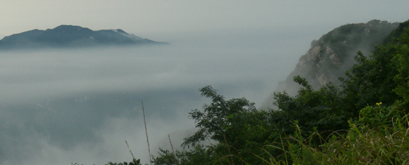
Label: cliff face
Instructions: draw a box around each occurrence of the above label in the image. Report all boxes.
[0,25,162,50]
[262,20,399,109]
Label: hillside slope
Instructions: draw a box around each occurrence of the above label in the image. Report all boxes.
[262,20,399,108]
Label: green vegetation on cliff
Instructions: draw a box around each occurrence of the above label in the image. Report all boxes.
[148,20,409,165]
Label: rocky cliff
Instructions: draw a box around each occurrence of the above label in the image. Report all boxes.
[262,20,399,109]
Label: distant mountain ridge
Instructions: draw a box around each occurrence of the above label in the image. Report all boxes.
[0,25,164,50]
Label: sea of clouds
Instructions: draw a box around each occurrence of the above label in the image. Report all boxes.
[0,27,317,164]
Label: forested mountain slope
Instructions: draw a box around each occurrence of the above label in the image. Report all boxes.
[262,20,398,108]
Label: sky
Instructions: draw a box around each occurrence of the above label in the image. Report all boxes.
[1,1,409,165]
[1,0,409,37]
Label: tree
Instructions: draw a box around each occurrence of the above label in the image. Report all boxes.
[182,86,257,147]
[154,86,271,164]
[392,28,409,111]
[273,76,346,135]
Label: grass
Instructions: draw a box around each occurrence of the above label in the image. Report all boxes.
[214,117,409,165]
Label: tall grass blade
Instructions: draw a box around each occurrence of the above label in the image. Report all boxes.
[142,101,152,165]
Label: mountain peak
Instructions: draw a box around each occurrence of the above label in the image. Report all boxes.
[0,25,164,50]
[49,25,93,32]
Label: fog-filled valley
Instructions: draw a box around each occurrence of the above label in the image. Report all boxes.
[3,0,409,164]
[0,27,317,164]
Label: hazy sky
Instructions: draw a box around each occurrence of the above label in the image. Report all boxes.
[2,0,409,36]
